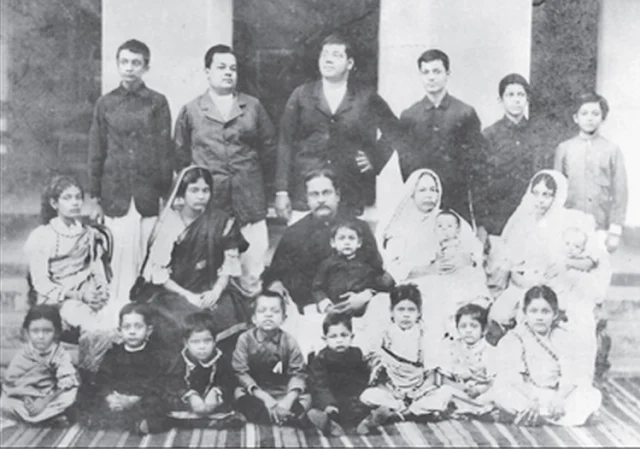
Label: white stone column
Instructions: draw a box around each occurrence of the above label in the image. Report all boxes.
[375,0,532,218]
[597,0,640,226]
[102,0,233,123]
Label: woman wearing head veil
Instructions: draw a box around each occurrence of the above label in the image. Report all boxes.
[490,169,610,382]
[365,169,490,363]
[137,166,252,356]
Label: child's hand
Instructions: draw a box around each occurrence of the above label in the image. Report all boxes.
[317,298,333,314]
[269,404,292,426]
[325,405,339,418]
[606,233,621,253]
[24,396,48,417]
[548,394,565,420]
[106,392,125,411]
[189,395,208,415]
[203,388,222,411]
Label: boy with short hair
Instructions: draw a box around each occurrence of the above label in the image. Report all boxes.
[312,220,394,316]
[476,73,544,240]
[307,313,370,436]
[232,291,310,426]
[88,39,173,307]
[554,92,628,253]
[164,312,243,427]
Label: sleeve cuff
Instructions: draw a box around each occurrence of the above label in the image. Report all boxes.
[609,224,623,236]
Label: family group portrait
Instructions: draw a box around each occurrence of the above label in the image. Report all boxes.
[1,0,639,447]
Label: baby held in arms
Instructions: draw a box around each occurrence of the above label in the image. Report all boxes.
[434,210,475,274]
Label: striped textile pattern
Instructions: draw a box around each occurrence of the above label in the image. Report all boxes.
[2,378,640,447]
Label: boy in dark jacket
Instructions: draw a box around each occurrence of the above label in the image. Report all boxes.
[164,312,244,427]
[307,313,370,436]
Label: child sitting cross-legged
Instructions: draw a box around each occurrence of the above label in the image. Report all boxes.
[1,305,79,428]
[437,304,497,419]
[80,303,168,434]
[232,290,311,426]
[164,311,245,428]
[307,313,371,436]
[357,284,454,434]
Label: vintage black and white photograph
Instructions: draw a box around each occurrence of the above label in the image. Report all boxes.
[1,0,639,447]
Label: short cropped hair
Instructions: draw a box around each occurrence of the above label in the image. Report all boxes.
[573,92,609,120]
[417,49,450,72]
[204,44,236,70]
[183,311,217,341]
[436,209,461,227]
[320,33,354,60]
[330,219,362,239]
[304,168,340,194]
[322,312,353,335]
[119,303,153,327]
[117,39,150,67]
[498,73,531,98]
[390,283,422,311]
[455,303,489,330]
[252,290,287,316]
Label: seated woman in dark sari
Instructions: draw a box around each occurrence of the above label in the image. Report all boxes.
[138,166,251,356]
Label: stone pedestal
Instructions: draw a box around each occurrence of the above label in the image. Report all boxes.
[102,0,233,122]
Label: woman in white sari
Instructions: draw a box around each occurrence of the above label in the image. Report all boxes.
[366,169,489,364]
[490,169,610,381]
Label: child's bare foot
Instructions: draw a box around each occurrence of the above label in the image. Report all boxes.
[307,409,329,433]
[327,419,345,437]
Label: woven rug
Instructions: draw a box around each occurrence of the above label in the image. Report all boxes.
[2,377,640,447]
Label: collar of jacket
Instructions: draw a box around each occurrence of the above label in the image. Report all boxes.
[115,82,150,97]
[311,80,356,118]
[255,327,283,345]
[181,346,222,370]
[198,90,247,124]
[422,92,451,111]
[502,115,529,129]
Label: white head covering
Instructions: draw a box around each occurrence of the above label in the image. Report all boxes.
[501,169,569,251]
[376,168,443,249]
[376,168,481,281]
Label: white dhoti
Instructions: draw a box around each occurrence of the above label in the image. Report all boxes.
[104,199,156,310]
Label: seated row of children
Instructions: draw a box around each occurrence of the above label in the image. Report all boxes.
[1,282,600,434]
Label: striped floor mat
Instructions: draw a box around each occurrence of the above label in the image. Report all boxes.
[2,377,640,447]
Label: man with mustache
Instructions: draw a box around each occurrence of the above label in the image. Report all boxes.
[174,44,276,297]
[267,169,383,316]
[274,33,400,224]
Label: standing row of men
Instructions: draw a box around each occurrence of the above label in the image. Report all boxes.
[86,33,617,304]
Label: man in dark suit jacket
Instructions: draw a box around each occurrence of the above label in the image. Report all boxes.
[274,33,400,222]
[87,39,173,302]
[398,49,484,224]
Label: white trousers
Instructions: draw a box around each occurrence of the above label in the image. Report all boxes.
[104,199,156,310]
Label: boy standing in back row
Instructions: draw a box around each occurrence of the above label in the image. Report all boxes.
[88,39,173,308]
[554,92,628,253]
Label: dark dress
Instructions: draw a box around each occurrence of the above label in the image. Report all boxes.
[147,205,251,357]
